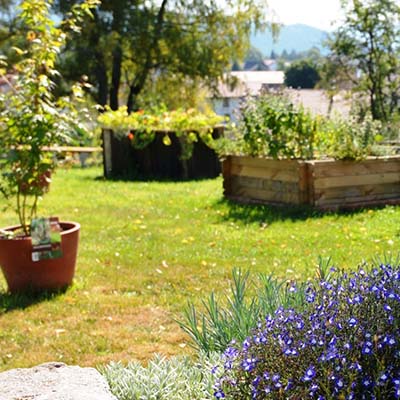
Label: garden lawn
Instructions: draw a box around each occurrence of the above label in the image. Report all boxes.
[0,166,399,371]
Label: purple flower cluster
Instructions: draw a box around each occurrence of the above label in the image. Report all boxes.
[213,264,400,399]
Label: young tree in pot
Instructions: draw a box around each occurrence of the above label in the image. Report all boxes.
[0,0,98,293]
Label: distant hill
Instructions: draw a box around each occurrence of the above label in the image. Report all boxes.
[251,24,329,56]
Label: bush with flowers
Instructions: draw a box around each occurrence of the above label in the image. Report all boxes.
[98,106,225,159]
[213,263,400,399]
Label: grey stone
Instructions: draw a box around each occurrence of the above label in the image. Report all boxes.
[0,362,117,400]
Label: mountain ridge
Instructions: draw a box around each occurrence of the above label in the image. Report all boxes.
[251,23,329,56]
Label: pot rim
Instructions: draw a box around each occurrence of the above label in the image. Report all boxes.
[0,221,80,239]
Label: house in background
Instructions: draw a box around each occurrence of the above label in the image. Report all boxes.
[212,71,285,122]
[238,58,279,71]
[211,70,350,122]
[288,89,350,117]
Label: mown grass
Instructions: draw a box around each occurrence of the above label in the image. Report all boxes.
[0,166,399,371]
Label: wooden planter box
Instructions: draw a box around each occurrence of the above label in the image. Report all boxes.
[102,128,222,180]
[222,155,400,210]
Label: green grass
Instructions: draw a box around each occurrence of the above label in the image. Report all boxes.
[0,166,399,370]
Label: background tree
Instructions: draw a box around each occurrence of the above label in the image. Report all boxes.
[137,72,210,111]
[232,45,269,71]
[284,59,320,88]
[328,0,400,122]
[245,46,265,64]
[0,0,18,40]
[0,1,24,63]
[317,54,351,115]
[54,0,269,112]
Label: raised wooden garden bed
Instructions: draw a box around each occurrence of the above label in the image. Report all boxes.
[102,128,222,180]
[222,155,400,210]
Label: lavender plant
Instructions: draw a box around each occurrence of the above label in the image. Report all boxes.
[214,264,400,399]
[178,268,306,355]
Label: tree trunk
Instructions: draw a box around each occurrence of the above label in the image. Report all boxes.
[126,86,137,114]
[95,52,108,107]
[127,70,150,113]
[126,0,169,113]
[88,10,108,107]
[327,93,334,116]
[110,45,122,110]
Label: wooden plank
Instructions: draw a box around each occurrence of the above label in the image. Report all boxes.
[262,179,300,194]
[306,162,315,205]
[314,182,400,202]
[222,157,232,178]
[231,175,263,190]
[298,162,310,204]
[310,158,400,178]
[310,155,400,165]
[316,198,400,211]
[231,156,301,172]
[102,130,112,178]
[230,175,300,193]
[224,155,400,209]
[314,172,400,189]
[230,164,301,182]
[222,157,233,196]
[231,185,301,204]
[43,146,102,153]
[315,192,400,208]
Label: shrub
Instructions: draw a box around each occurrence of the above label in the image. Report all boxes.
[235,92,317,159]
[100,352,221,400]
[222,92,388,161]
[98,106,225,159]
[213,263,400,399]
[0,0,97,234]
[316,114,384,160]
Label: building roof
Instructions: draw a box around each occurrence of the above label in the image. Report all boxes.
[231,71,284,84]
[217,71,285,98]
[213,71,350,117]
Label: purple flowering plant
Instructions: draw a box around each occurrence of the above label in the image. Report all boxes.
[213,264,400,399]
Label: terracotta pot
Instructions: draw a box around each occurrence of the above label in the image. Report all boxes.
[0,221,80,293]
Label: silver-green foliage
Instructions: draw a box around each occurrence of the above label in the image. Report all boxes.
[100,352,221,400]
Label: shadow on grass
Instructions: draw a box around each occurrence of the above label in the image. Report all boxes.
[0,287,67,314]
[214,197,377,226]
[94,173,217,184]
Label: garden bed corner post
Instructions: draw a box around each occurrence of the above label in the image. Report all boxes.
[222,156,233,197]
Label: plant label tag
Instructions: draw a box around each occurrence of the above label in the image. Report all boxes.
[31,217,62,262]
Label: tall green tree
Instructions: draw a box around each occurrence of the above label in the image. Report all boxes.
[0,1,22,60]
[328,0,400,122]
[284,59,320,89]
[54,0,269,112]
[0,0,18,35]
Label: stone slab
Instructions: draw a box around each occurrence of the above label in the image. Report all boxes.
[0,362,117,400]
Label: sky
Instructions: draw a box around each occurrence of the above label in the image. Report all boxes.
[266,0,343,31]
